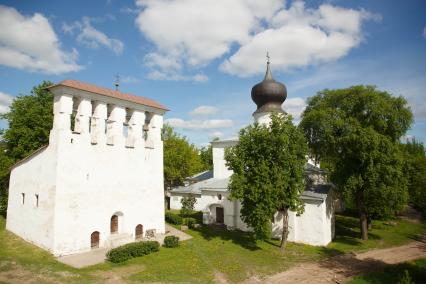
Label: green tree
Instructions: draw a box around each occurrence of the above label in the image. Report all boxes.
[0,81,54,215]
[163,125,203,190]
[180,194,197,217]
[401,138,426,214]
[1,81,53,160]
[199,137,218,171]
[225,113,307,249]
[300,85,413,240]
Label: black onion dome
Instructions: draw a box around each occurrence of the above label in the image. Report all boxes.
[251,61,287,114]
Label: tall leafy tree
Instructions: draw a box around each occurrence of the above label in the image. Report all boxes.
[225,113,307,249]
[300,85,413,240]
[199,137,218,171]
[400,138,426,214]
[1,81,53,160]
[0,81,53,215]
[163,125,203,190]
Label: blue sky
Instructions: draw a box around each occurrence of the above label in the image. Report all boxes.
[0,0,425,147]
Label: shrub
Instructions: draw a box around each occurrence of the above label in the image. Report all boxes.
[163,235,179,248]
[106,241,160,263]
[183,217,197,228]
[180,194,197,217]
[165,211,183,225]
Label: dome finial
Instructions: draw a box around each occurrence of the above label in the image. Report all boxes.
[264,51,273,81]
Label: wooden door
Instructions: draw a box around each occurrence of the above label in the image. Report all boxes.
[135,224,143,239]
[216,207,224,224]
[111,215,118,233]
[91,231,99,248]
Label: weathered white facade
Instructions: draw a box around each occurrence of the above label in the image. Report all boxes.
[171,60,335,246]
[6,80,167,256]
[170,140,335,246]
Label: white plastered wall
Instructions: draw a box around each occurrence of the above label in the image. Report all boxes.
[7,86,166,256]
[6,147,57,253]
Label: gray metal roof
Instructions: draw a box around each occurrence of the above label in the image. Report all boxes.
[172,177,332,201]
[171,177,229,195]
[301,184,333,201]
[187,170,213,182]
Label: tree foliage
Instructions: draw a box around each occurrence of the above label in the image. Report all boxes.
[1,81,53,160]
[0,81,53,216]
[180,194,197,217]
[400,138,426,214]
[163,125,203,190]
[225,113,307,248]
[300,85,413,240]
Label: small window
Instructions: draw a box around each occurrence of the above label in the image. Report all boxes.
[218,194,222,200]
[21,193,25,205]
[35,194,39,207]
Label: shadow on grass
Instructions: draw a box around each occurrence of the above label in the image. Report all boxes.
[331,215,381,249]
[348,258,426,284]
[193,225,261,251]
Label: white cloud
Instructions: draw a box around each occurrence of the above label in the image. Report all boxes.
[165,118,233,130]
[120,7,140,14]
[190,106,218,116]
[134,0,377,78]
[136,0,283,80]
[221,2,379,76]
[283,97,306,122]
[147,70,208,82]
[63,17,124,55]
[0,91,13,114]
[120,75,140,84]
[0,5,82,74]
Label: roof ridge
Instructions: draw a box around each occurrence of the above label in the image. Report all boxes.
[49,79,169,111]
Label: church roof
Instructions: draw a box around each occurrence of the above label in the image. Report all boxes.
[187,170,213,182]
[172,177,230,194]
[47,80,169,111]
[172,176,333,201]
[251,58,287,114]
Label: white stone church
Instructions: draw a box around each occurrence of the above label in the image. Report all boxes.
[6,80,167,256]
[171,62,335,246]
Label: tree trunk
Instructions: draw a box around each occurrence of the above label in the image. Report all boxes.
[356,191,368,240]
[280,208,289,249]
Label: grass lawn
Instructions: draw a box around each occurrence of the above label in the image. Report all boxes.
[0,213,424,283]
[348,259,426,284]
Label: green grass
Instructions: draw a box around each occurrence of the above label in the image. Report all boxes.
[0,213,424,283]
[348,259,426,284]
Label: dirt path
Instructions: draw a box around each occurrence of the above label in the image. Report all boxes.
[243,234,426,284]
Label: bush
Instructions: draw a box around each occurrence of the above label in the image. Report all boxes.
[106,241,160,263]
[180,194,197,217]
[183,217,197,228]
[163,235,179,248]
[165,211,183,225]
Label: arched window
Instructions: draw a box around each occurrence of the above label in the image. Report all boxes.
[135,224,143,239]
[218,194,222,200]
[111,215,118,233]
[91,231,100,248]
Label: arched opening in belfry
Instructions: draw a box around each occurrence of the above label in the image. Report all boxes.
[90,231,100,249]
[135,224,143,239]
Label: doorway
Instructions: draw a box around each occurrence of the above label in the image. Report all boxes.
[111,215,118,233]
[216,207,224,224]
[91,231,100,248]
[135,224,143,239]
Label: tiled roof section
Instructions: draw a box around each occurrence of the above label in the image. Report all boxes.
[49,80,168,111]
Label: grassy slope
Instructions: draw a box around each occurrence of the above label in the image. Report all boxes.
[0,214,424,283]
